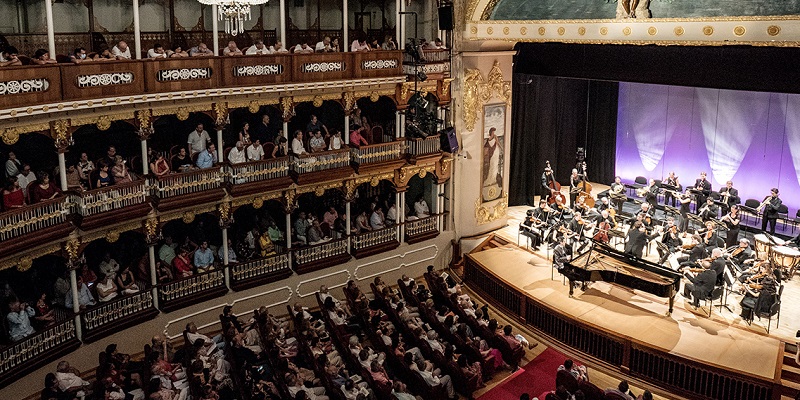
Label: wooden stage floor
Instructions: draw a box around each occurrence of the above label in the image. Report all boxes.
[470,246,781,380]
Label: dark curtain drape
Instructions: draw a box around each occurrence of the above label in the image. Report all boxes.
[509,74,618,206]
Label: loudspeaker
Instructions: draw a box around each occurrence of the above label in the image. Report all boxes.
[438,5,454,31]
[439,127,459,153]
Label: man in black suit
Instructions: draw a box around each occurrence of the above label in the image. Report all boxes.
[708,247,727,286]
[677,236,706,270]
[698,197,719,222]
[761,188,782,235]
[683,264,717,308]
[253,114,278,144]
[692,172,712,214]
[624,221,659,258]
[718,180,740,216]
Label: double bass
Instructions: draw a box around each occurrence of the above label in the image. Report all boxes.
[578,161,595,208]
[545,161,567,206]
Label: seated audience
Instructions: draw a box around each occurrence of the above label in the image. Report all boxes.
[557,359,589,382]
[151,153,171,176]
[3,176,25,210]
[426,38,446,49]
[194,241,215,273]
[171,148,192,172]
[32,49,57,64]
[228,141,247,164]
[169,45,189,57]
[370,207,385,229]
[96,274,119,302]
[247,139,265,161]
[196,144,218,169]
[309,131,326,152]
[148,43,168,58]
[270,41,289,53]
[294,211,311,244]
[291,131,308,155]
[55,361,91,396]
[190,42,214,57]
[246,40,269,55]
[349,126,369,148]
[293,42,314,54]
[381,35,397,50]
[218,238,237,264]
[414,195,430,218]
[0,46,22,66]
[223,40,243,56]
[29,172,62,203]
[273,137,289,158]
[7,298,35,341]
[33,292,55,328]
[116,264,140,295]
[112,156,133,184]
[605,380,635,400]
[355,211,371,232]
[96,161,113,188]
[112,40,132,59]
[69,47,90,63]
[351,39,370,52]
[99,253,120,279]
[173,247,194,278]
[328,131,343,150]
[315,37,334,52]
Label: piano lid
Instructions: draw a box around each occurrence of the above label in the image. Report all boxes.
[572,241,683,281]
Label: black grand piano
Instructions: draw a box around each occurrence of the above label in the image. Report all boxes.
[564,241,683,315]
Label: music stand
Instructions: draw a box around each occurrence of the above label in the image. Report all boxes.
[687,213,704,234]
[664,205,680,216]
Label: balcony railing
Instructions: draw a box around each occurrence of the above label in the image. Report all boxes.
[81,290,155,337]
[350,141,404,165]
[406,135,442,157]
[158,270,226,305]
[351,226,398,250]
[406,215,439,237]
[293,238,349,266]
[228,157,290,185]
[155,167,224,198]
[230,252,292,283]
[403,49,451,76]
[73,180,149,217]
[0,318,77,377]
[290,148,351,174]
[0,197,72,241]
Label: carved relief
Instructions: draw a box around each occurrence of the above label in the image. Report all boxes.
[475,192,508,225]
[463,61,511,132]
[281,97,295,122]
[0,78,49,95]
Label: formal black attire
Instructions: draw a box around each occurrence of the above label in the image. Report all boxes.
[740,275,777,322]
[722,212,741,248]
[657,231,683,264]
[684,269,717,307]
[699,229,720,250]
[761,195,782,234]
[677,244,706,269]
[663,176,680,207]
[609,182,626,214]
[569,174,582,207]
[520,212,543,248]
[718,187,740,215]
[678,195,692,232]
[692,178,712,214]
[644,184,659,210]
[624,228,658,258]
[710,257,727,286]
[541,171,556,199]
[730,247,753,270]
[253,121,278,144]
[699,202,719,221]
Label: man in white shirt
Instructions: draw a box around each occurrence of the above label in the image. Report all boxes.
[351,39,370,52]
[291,130,307,155]
[222,40,242,56]
[147,43,168,58]
[111,41,132,59]
[386,203,397,225]
[370,208,385,229]
[414,195,430,218]
[246,139,265,161]
[411,359,454,398]
[7,299,35,341]
[293,42,314,54]
[228,141,247,164]
[270,41,289,53]
[246,40,269,55]
[16,164,34,199]
[185,322,224,353]
[189,42,214,57]
[98,253,120,279]
[426,38,446,49]
[55,361,91,394]
[315,37,333,52]
[187,123,211,156]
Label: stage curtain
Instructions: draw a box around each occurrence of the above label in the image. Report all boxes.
[509,74,618,206]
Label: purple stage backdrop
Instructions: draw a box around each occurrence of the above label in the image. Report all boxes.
[615,82,800,213]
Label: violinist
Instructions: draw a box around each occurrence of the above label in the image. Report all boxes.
[520,201,548,248]
[677,236,705,270]
[609,176,626,214]
[720,204,741,248]
[569,214,595,253]
[698,197,719,222]
[739,264,777,322]
[644,178,659,209]
[663,171,680,207]
[627,203,654,230]
[657,223,682,265]
[569,168,583,207]
[683,260,717,310]
[728,238,754,270]
[697,221,719,250]
[572,194,589,216]
[737,260,770,285]
[624,221,660,258]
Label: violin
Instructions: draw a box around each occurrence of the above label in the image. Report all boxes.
[545,160,567,206]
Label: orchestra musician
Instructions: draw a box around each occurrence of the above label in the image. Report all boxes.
[737,260,771,285]
[596,196,612,213]
[720,204,741,248]
[520,208,545,249]
[676,236,705,270]
[569,169,583,207]
[553,236,571,275]
[592,210,614,244]
[541,165,558,198]
[739,264,777,322]
[663,171,680,207]
[627,203,655,230]
[718,180,740,216]
[759,188,782,235]
[677,189,693,232]
[697,221,720,250]
[644,179,659,210]
[568,214,595,253]
[572,194,589,217]
[609,176,626,214]
[728,238,754,271]
[682,261,717,309]
[657,223,683,265]
[698,197,719,222]
[692,172,712,214]
[624,221,660,258]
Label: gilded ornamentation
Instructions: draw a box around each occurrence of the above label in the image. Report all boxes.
[674,26,685,36]
[248,101,261,114]
[176,107,190,121]
[1,122,49,144]
[538,27,546,35]
[442,78,454,97]
[313,96,324,108]
[53,119,71,149]
[106,231,120,243]
[214,102,229,128]
[252,197,264,209]
[370,177,381,187]
[345,180,359,200]
[734,26,746,36]
[520,27,527,35]
[96,115,112,131]
[370,91,380,102]
[182,211,195,224]
[284,189,297,212]
[703,26,714,35]
[557,27,565,36]
[487,27,494,35]
[767,25,781,36]
[16,256,33,272]
[647,26,657,36]
[479,0,501,20]
[578,27,586,35]
[343,92,356,115]
[441,157,453,173]
[622,27,632,36]
[1,127,19,145]
[281,97,295,122]
[136,109,152,130]
[314,186,326,197]
[474,193,508,225]
[65,239,81,261]
[399,165,436,184]
[462,61,512,132]
[599,27,608,35]
[503,27,510,35]
[470,26,478,34]
[145,217,159,242]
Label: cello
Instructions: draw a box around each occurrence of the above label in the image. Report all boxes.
[545,161,567,206]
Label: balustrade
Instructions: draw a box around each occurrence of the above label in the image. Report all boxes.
[406,135,442,157]
[350,141,404,165]
[158,270,227,310]
[155,167,224,198]
[351,226,398,250]
[0,197,72,242]
[74,180,148,217]
[290,148,351,175]
[405,214,439,237]
[228,157,290,185]
[0,318,79,388]
[230,253,292,288]
[293,238,349,266]
[81,291,156,340]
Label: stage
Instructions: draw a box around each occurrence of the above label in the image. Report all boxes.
[468,244,782,381]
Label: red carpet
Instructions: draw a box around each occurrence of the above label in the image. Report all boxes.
[478,347,568,400]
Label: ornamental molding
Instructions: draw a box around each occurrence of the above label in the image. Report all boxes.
[152,104,213,120]
[400,81,439,102]
[475,192,508,225]
[70,111,135,130]
[156,67,212,82]
[0,78,49,95]
[293,93,343,107]
[227,98,280,113]
[402,63,450,75]
[300,61,345,73]
[399,164,437,183]
[361,59,399,70]
[76,72,134,88]
[0,243,62,272]
[231,190,283,208]
[159,204,218,223]
[1,122,50,145]
[232,64,284,77]
[463,60,511,132]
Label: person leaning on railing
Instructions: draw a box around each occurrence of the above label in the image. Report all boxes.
[2,176,25,210]
[32,48,57,65]
[0,46,22,66]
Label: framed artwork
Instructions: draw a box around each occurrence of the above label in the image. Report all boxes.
[481,104,506,203]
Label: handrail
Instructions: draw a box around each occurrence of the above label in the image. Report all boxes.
[405,214,440,237]
[290,148,351,174]
[351,225,398,250]
[403,48,451,63]
[406,135,442,156]
[293,238,349,265]
[0,196,72,241]
[157,269,226,302]
[350,141,404,164]
[73,180,149,216]
[81,290,154,332]
[0,318,76,375]
[155,167,224,198]
[230,252,291,282]
[228,157,290,184]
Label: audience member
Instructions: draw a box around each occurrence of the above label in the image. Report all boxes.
[239,122,252,145]
[173,247,194,278]
[112,41,132,59]
[69,47,90,63]
[96,273,119,302]
[0,46,22,66]
[116,264,140,295]
[293,42,314,54]
[351,39,370,52]
[328,131,343,150]
[95,161,113,188]
[247,139,265,161]
[271,41,289,53]
[315,37,334,52]
[349,126,369,148]
[190,42,214,57]
[291,131,308,155]
[194,241,215,273]
[223,40,243,56]
[32,49,57,64]
[246,40,269,55]
[196,143,217,169]
[55,361,91,396]
[151,153,171,176]
[254,114,278,144]
[381,35,397,50]
[99,253,120,279]
[414,195,430,218]
[188,123,211,155]
[170,45,190,57]
[273,137,289,158]
[605,380,635,400]
[306,115,329,137]
[16,163,34,198]
[29,172,62,203]
[148,43,168,58]
[229,141,247,164]
[309,131,326,152]
[3,177,25,210]
[7,298,35,341]
[112,156,133,184]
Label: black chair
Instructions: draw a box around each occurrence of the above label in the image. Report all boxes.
[777,204,789,230]
[792,209,800,233]
[756,293,781,334]
[743,199,761,225]
[702,286,725,317]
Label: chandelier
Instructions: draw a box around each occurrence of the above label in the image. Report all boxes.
[199,0,268,35]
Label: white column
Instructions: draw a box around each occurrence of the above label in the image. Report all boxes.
[398,0,406,50]
[216,129,224,161]
[133,0,142,59]
[222,228,231,290]
[283,122,289,140]
[285,213,292,250]
[395,191,401,241]
[57,152,67,191]
[45,0,55,58]
[396,0,402,50]
[279,0,287,44]
[344,117,350,145]
[343,0,348,52]
[212,5,220,56]
[345,202,351,252]
[69,269,80,314]
[436,183,443,231]
[398,112,406,138]
[399,192,405,240]
[148,245,159,309]
[140,138,149,174]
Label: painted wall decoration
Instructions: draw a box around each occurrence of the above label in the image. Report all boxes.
[489,0,800,21]
[482,104,506,202]
[615,81,800,212]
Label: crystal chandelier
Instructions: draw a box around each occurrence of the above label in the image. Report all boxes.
[198,0,268,35]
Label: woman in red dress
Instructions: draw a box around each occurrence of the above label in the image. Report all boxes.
[2,176,25,210]
[29,172,62,204]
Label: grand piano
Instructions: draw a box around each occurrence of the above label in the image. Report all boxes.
[564,241,683,315]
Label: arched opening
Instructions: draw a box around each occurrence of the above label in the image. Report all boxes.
[230,200,287,261]
[70,121,144,188]
[228,105,283,157]
[351,179,397,232]
[150,112,216,160]
[0,132,57,184]
[406,173,435,219]
[293,188,346,245]
[80,230,149,294]
[354,95,397,143]
[290,100,345,151]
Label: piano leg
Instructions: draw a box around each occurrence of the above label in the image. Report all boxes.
[667,295,674,316]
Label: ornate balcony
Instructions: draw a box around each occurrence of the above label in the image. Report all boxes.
[402,49,451,78]
[406,135,442,163]
[350,225,400,258]
[229,252,293,291]
[350,141,406,174]
[157,270,228,312]
[80,290,159,343]
[289,148,352,185]
[0,197,74,251]
[0,318,80,388]
[153,167,226,211]
[227,157,292,197]
[405,214,441,244]
[72,180,151,231]
[292,238,351,274]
